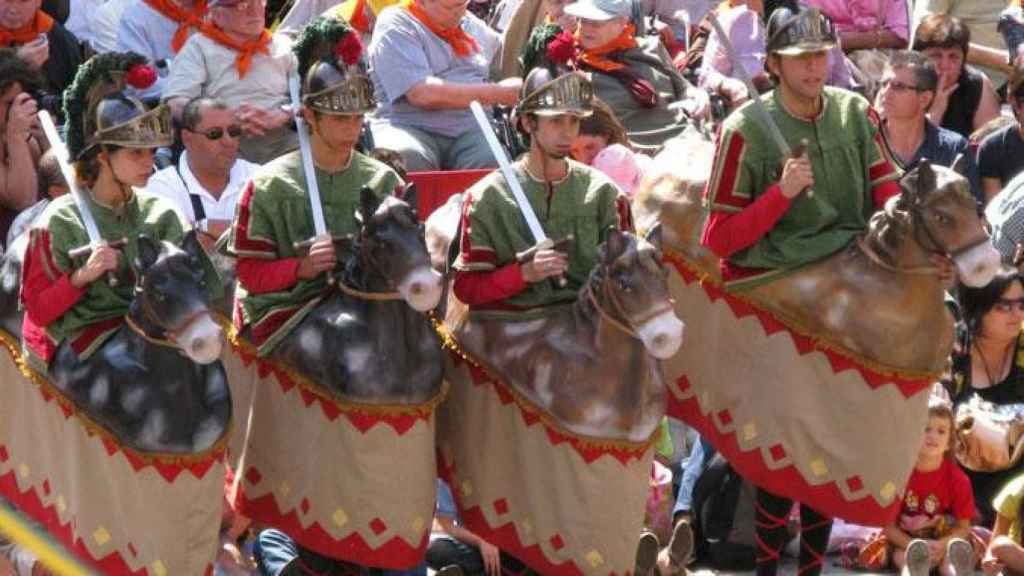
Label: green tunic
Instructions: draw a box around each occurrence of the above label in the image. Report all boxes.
[229,150,402,356]
[704,87,901,289]
[454,160,631,313]
[24,190,220,366]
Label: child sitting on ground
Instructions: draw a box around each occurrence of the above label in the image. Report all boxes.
[858,398,977,575]
[982,468,1024,574]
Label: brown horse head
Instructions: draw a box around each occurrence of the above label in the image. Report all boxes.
[588,225,684,359]
[350,186,444,311]
[869,159,999,287]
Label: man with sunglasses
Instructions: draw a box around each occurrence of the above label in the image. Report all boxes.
[875,50,980,202]
[979,59,1024,203]
[145,96,260,250]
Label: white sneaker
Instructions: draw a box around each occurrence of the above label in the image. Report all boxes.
[902,539,931,576]
[946,538,975,575]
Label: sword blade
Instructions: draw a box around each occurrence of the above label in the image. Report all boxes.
[469,100,548,244]
[38,111,104,247]
[289,74,328,238]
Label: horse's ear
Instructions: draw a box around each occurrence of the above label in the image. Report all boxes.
[644,223,663,251]
[359,186,382,226]
[603,227,627,263]
[181,229,203,263]
[401,183,418,218]
[951,153,969,177]
[906,158,937,202]
[135,235,161,273]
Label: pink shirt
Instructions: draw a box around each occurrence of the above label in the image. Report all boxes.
[803,0,910,42]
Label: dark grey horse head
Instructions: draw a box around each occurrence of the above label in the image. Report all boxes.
[349,186,443,311]
[593,225,684,359]
[132,231,222,364]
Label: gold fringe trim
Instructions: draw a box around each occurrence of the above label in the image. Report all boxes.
[428,312,657,454]
[663,249,943,383]
[225,324,450,417]
[0,330,230,466]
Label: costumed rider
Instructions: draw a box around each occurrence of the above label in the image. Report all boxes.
[453,66,632,314]
[229,15,402,359]
[699,6,904,576]
[19,51,221,373]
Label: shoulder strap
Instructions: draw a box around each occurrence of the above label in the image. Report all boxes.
[175,164,207,222]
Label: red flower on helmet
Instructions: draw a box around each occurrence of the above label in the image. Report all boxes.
[545,30,576,65]
[125,63,158,89]
[335,32,363,67]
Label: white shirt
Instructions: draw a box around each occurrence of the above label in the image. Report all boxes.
[144,151,261,227]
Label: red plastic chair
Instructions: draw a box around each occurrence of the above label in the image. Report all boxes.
[407,169,491,221]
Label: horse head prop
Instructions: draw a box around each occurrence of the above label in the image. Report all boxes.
[584,225,684,360]
[867,158,1000,288]
[345,186,444,311]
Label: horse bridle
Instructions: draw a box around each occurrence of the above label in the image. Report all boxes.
[584,267,675,339]
[126,293,213,349]
[909,196,990,262]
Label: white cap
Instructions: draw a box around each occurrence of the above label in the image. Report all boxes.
[564,0,631,22]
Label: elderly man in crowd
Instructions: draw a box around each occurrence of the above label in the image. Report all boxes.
[162,0,297,164]
[0,0,81,115]
[875,50,980,200]
[979,60,1024,203]
[145,97,260,250]
[367,0,519,172]
[115,0,210,99]
[563,0,703,149]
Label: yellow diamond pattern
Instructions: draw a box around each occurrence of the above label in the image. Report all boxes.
[460,480,473,498]
[880,482,897,502]
[57,495,66,513]
[332,508,349,527]
[411,517,425,534]
[152,560,167,576]
[92,527,111,546]
[17,464,28,478]
[585,550,604,568]
[279,481,291,497]
[809,459,828,478]
[520,521,533,538]
[742,423,757,442]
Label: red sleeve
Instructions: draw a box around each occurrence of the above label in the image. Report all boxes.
[236,257,302,294]
[21,231,84,327]
[948,460,976,521]
[453,263,528,306]
[700,184,793,259]
[872,180,901,210]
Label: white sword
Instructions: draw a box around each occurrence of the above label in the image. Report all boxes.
[469,100,567,286]
[38,110,122,286]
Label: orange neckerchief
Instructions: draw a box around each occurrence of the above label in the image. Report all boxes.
[0,11,54,48]
[142,0,209,52]
[576,23,638,72]
[200,26,272,78]
[401,0,479,57]
[333,0,371,34]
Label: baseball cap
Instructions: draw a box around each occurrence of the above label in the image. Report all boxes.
[563,0,631,22]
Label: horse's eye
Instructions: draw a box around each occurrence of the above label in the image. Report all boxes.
[616,274,632,291]
[934,212,950,225]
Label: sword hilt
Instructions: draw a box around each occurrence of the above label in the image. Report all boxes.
[790,138,816,199]
[68,238,127,288]
[293,235,340,286]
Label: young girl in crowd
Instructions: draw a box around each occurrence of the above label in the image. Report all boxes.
[982,470,1024,574]
[858,399,977,575]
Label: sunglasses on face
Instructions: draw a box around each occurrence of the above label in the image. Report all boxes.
[880,79,922,92]
[190,125,243,141]
[994,298,1024,313]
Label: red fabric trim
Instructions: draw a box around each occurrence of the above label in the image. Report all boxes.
[232,486,429,569]
[68,317,122,357]
[615,195,633,231]
[232,181,278,255]
[705,129,748,209]
[249,305,301,347]
[456,191,497,268]
[871,179,901,209]
[21,228,82,327]
[701,184,792,260]
[236,257,301,294]
[452,263,526,306]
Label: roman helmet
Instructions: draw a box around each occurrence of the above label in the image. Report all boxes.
[294,15,375,115]
[766,4,837,56]
[63,52,172,161]
[515,67,594,120]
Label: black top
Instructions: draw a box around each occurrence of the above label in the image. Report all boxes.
[950,333,1024,406]
[37,24,83,118]
[978,122,1024,188]
[940,66,984,140]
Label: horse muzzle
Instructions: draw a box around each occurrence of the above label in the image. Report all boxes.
[399,267,444,312]
[954,240,1001,288]
[174,313,223,365]
[636,310,685,360]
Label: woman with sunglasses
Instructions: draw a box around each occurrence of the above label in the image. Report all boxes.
[949,267,1024,523]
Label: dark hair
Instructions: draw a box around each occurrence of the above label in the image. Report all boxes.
[960,267,1024,337]
[73,145,124,188]
[913,14,970,56]
[36,150,66,199]
[180,96,231,132]
[888,50,939,94]
[927,397,955,456]
[0,48,42,98]
[579,98,628,146]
